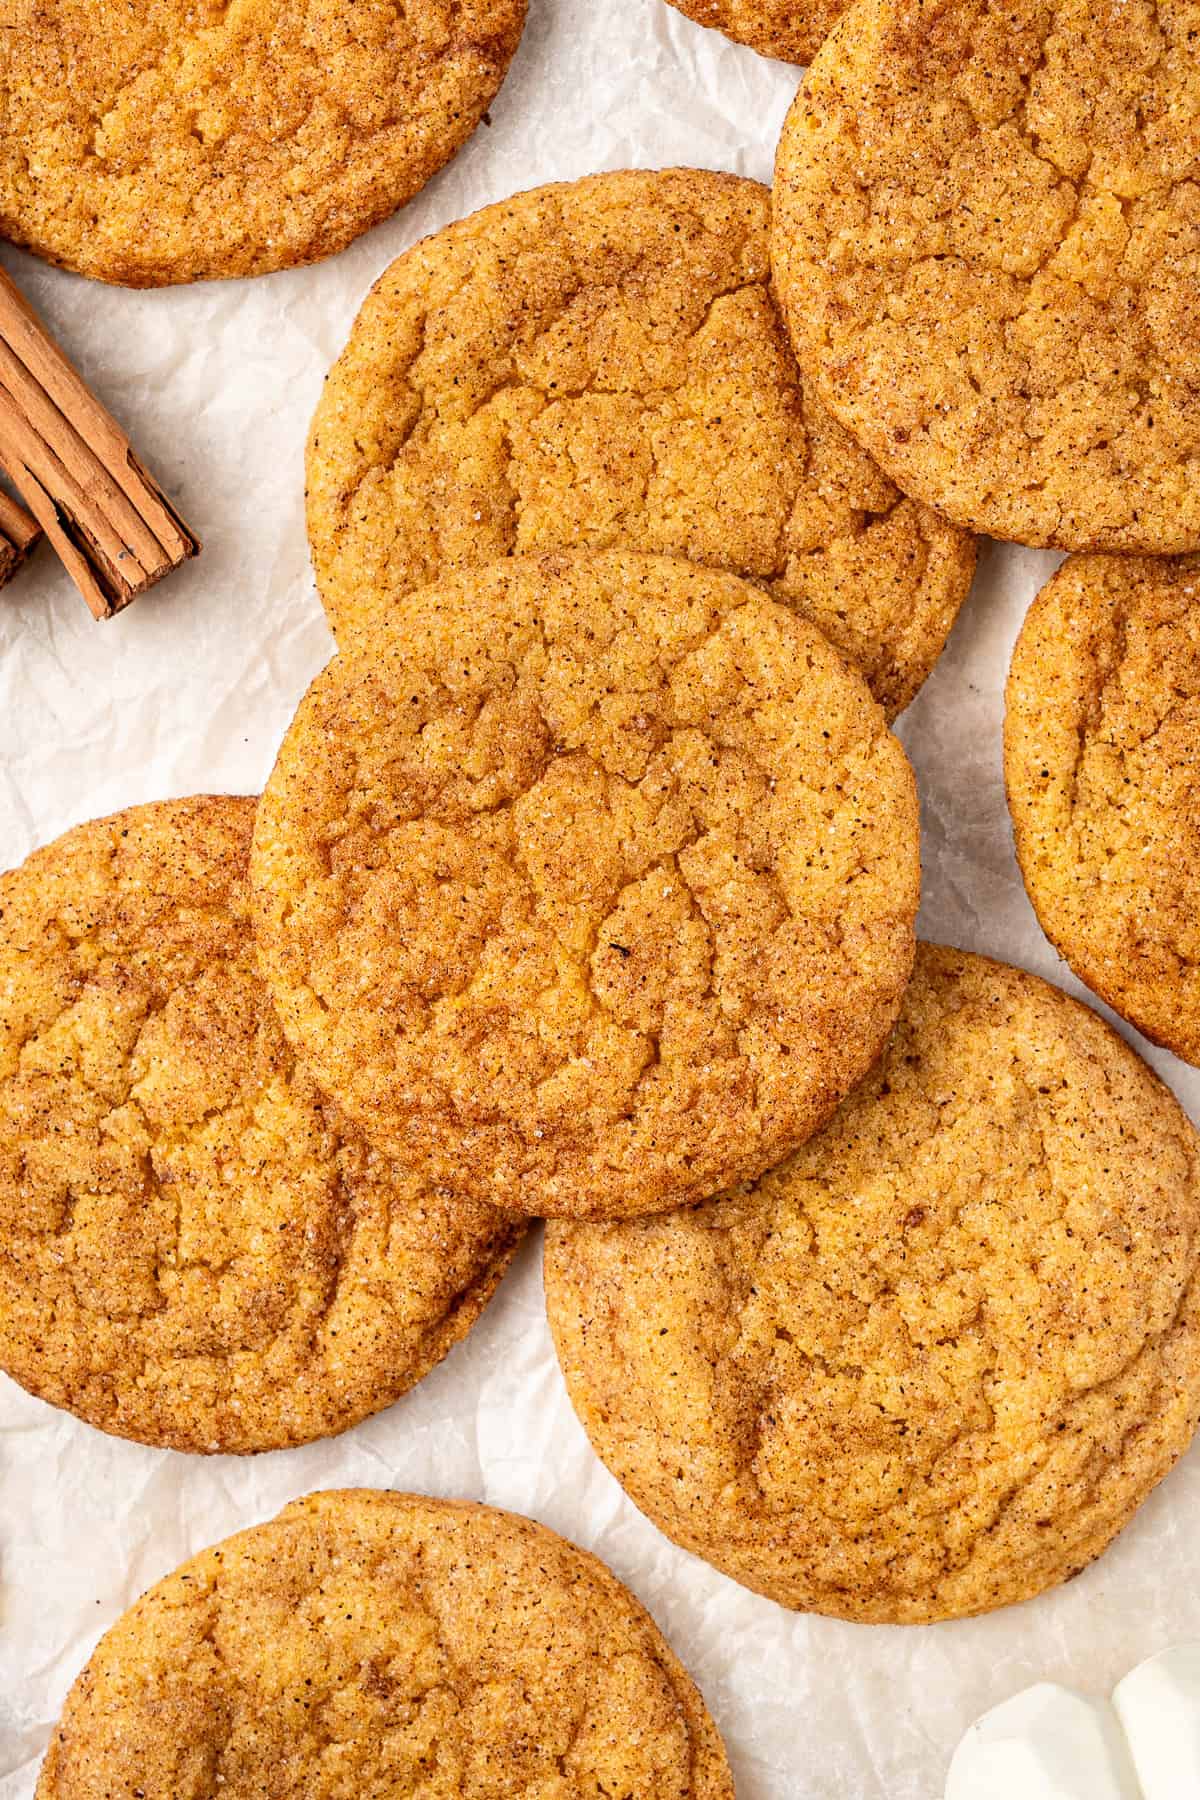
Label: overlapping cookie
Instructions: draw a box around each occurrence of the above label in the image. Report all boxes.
[308,168,976,716]
[546,945,1200,1622]
[0,797,522,1453]
[773,0,1200,551]
[251,550,921,1220]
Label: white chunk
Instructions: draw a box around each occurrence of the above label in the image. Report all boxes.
[1113,1644,1200,1800]
[946,1682,1142,1800]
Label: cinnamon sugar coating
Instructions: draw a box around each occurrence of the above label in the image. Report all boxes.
[36,1491,734,1800]
[0,797,521,1452]
[250,551,920,1221]
[1006,553,1200,1064]
[307,168,975,718]
[546,945,1200,1622]
[772,0,1200,551]
[659,0,849,67]
[0,0,525,284]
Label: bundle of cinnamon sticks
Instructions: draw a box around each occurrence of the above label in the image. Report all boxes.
[0,266,198,617]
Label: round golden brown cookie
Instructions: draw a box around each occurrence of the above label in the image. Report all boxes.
[250,551,920,1222]
[1006,554,1200,1065]
[0,0,526,285]
[545,943,1200,1624]
[36,1489,735,1800]
[772,0,1200,552]
[658,0,845,67]
[0,797,522,1453]
[306,167,976,717]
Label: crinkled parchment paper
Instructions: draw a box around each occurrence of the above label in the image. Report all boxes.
[2,4,1199,1794]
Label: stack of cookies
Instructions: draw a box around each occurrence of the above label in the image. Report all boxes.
[6,0,1200,1785]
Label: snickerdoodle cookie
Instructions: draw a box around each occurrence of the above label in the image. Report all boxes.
[250,551,920,1221]
[307,168,976,717]
[0,0,526,284]
[0,797,522,1453]
[1006,554,1200,1064]
[658,0,845,67]
[772,0,1200,552]
[545,944,1200,1623]
[36,1490,734,1800]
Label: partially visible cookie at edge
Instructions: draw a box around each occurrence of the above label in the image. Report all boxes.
[0,796,522,1453]
[36,1490,735,1800]
[0,0,527,284]
[545,944,1200,1623]
[307,167,976,718]
[1006,553,1200,1065]
[250,550,921,1221]
[772,0,1200,552]
[658,0,848,67]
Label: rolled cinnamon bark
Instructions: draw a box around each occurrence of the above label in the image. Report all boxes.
[0,269,199,618]
[0,486,41,589]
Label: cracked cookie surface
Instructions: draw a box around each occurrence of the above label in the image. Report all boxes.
[36,1489,735,1800]
[1006,554,1200,1065]
[250,551,919,1221]
[307,168,976,717]
[0,0,525,284]
[658,0,848,68]
[545,944,1200,1622]
[0,797,522,1453]
[772,0,1200,551]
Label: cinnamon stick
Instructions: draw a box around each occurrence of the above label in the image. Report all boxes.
[0,485,41,590]
[0,269,199,619]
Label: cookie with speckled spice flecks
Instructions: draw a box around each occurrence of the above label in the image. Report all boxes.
[0,0,526,284]
[772,0,1200,552]
[306,167,976,719]
[656,0,851,68]
[36,1490,735,1800]
[1006,552,1200,1065]
[545,944,1200,1623]
[250,550,920,1221]
[0,796,523,1453]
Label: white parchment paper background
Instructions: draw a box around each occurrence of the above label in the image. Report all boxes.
[2,3,1199,1794]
